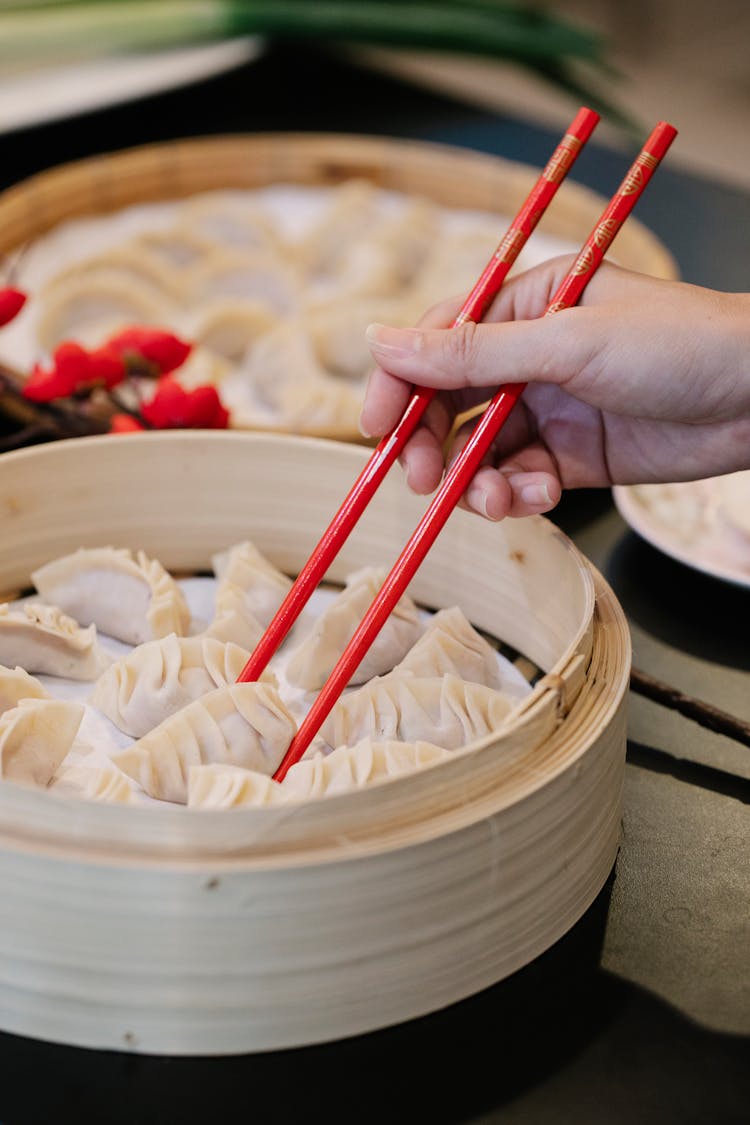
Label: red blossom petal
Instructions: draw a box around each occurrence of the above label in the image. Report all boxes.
[88,344,126,389]
[51,342,94,394]
[22,362,62,402]
[23,342,91,401]
[110,413,145,433]
[0,287,27,328]
[107,326,192,375]
[186,384,230,429]
[141,378,230,429]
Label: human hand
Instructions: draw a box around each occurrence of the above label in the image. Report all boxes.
[360,257,750,520]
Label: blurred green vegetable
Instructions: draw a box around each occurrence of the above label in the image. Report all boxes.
[0,0,628,123]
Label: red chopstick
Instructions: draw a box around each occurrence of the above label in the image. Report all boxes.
[275,120,678,779]
[236,106,600,685]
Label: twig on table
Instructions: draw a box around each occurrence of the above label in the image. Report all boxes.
[630,666,750,750]
[0,362,109,445]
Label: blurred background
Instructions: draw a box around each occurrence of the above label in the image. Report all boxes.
[1,0,748,189]
[356,0,750,189]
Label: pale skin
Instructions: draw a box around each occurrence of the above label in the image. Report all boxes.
[360,257,750,520]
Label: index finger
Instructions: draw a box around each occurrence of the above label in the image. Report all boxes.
[359,295,466,438]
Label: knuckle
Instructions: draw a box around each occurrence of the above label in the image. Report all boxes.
[441,320,479,369]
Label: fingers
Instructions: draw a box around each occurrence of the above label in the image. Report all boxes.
[359,365,411,438]
[364,258,646,396]
[359,294,468,438]
[364,309,601,393]
[463,465,561,520]
[448,421,562,520]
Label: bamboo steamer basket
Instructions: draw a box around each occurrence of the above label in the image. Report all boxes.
[0,133,677,441]
[0,432,630,1055]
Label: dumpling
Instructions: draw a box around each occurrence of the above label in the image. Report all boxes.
[51,764,140,805]
[286,567,421,691]
[35,274,176,351]
[178,194,281,254]
[91,635,251,738]
[32,547,190,645]
[185,250,300,315]
[412,221,504,310]
[40,244,183,304]
[296,180,381,278]
[131,228,216,271]
[0,603,110,680]
[313,673,515,754]
[304,295,414,381]
[395,606,528,698]
[189,300,278,364]
[187,762,284,809]
[112,681,296,803]
[0,664,48,715]
[186,738,451,808]
[203,582,265,651]
[368,198,440,289]
[212,540,291,629]
[282,737,452,800]
[0,698,84,787]
[221,321,363,433]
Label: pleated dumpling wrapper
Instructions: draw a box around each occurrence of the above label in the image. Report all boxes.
[0,603,110,681]
[211,540,292,629]
[203,583,264,652]
[92,635,251,739]
[51,764,140,806]
[0,664,48,716]
[0,698,84,787]
[113,681,297,804]
[286,567,421,691]
[313,673,516,754]
[187,738,452,808]
[395,606,530,700]
[32,547,190,645]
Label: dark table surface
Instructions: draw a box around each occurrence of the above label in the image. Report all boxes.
[0,43,748,1125]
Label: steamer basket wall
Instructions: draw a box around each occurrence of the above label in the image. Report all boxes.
[0,434,630,1054]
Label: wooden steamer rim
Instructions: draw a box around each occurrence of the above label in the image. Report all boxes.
[0,132,678,282]
[0,433,630,1054]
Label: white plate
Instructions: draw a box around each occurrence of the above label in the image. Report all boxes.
[613,476,750,588]
[0,38,263,134]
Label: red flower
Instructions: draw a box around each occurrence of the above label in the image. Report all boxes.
[107,326,192,375]
[0,287,26,328]
[88,344,127,389]
[23,341,126,402]
[141,378,230,429]
[110,413,145,433]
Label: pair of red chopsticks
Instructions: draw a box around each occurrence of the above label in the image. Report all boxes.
[237,110,677,780]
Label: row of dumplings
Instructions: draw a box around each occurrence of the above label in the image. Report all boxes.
[0,541,529,809]
[8,181,551,435]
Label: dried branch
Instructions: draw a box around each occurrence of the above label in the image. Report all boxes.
[630,666,750,750]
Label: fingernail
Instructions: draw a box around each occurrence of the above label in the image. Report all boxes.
[358,414,373,438]
[520,483,553,508]
[366,323,421,357]
[466,484,489,519]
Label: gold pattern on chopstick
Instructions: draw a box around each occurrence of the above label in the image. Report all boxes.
[571,246,595,276]
[593,217,621,248]
[494,227,525,263]
[546,300,568,315]
[454,311,475,326]
[542,133,582,185]
[620,151,657,196]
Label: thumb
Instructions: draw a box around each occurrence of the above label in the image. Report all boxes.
[365,308,598,393]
